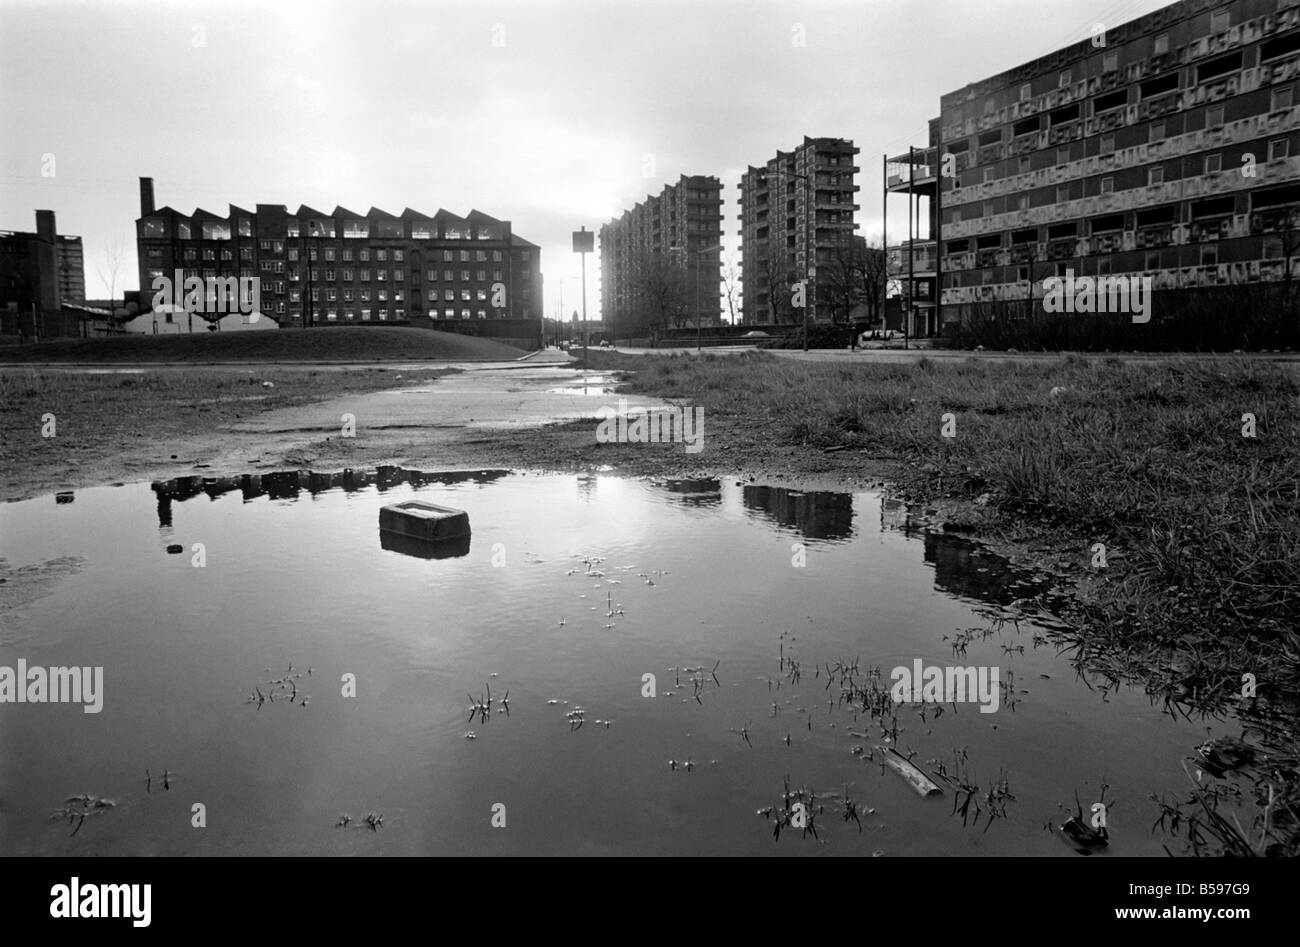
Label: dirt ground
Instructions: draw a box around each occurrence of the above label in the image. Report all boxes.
[1,361,912,503]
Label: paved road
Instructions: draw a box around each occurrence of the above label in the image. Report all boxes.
[606,345,1300,365]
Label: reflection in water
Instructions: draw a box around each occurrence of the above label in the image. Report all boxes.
[150,468,509,525]
[3,471,1220,856]
[380,530,472,560]
[653,478,722,507]
[924,533,1053,607]
[742,485,853,541]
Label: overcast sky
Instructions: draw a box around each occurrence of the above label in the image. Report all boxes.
[1,0,1172,319]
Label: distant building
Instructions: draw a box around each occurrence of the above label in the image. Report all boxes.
[600,174,724,337]
[0,210,87,337]
[886,0,1300,335]
[134,177,543,327]
[739,136,861,324]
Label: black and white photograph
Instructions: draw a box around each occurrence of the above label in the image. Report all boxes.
[0,0,1294,927]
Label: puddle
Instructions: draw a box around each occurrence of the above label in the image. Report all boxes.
[0,471,1226,855]
[546,374,615,396]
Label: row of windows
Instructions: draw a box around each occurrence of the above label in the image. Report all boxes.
[948,239,1290,286]
[954,140,1292,221]
[273,307,499,320]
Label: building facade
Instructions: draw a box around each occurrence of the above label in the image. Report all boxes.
[134,178,543,326]
[739,136,861,324]
[887,0,1300,333]
[1,209,85,314]
[600,174,724,337]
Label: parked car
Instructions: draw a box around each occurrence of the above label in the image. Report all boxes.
[742,330,772,339]
[599,339,611,349]
[859,328,905,347]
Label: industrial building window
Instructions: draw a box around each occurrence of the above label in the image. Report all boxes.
[1059,70,1071,88]
[1261,32,1300,62]
[1271,138,1290,161]
[476,270,486,280]
[1193,196,1235,218]
[428,290,437,301]
[377,270,387,282]
[493,269,502,280]
[288,248,298,261]
[1012,228,1036,244]
[445,270,453,280]
[1137,206,1175,227]
[977,234,1001,249]
[1091,214,1124,233]
[427,269,437,280]
[1049,103,1080,126]
[341,268,350,280]
[1210,10,1230,32]
[947,239,969,254]
[1204,153,1222,173]
[1103,52,1118,73]
[1149,167,1164,186]
[460,250,470,262]
[1145,251,1160,271]
[476,251,487,262]
[326,289,337,301]
[261,260,272,271]
[378,309,388,320]
[493,250,503,262]
[1057,184,1072,203]
[376,249,387,261]
[1094,89,1127,113]
[326,269,335,281]
[1141,74,1179,99]
[1019,155,1032,174]
[461,270,470,281]
[1201,245,1218,267]
[1198,51,1242,84]
[477,310,487,319]
[1207,105,1225,127]
[344,289,353,302]
[1020,83,1032,101]
[1149,121,1165,142]
[260,240,271,251]
[394,269,404,281]
[325,248,335,261]
[1154,32,1169,55]
[361,269,370,281]
[1100,134,1116,155]
[444,289,454,301]
[1016,194,1030,211]
[394,250,404,262]
[461,309,471,319]
[460,289,471,301]
[1101,177,1114,194]
[1263,236,1284,259]
[1273,87,1294,111]
[360,249,370,262]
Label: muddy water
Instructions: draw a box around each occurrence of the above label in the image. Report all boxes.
[0,471,1218,855]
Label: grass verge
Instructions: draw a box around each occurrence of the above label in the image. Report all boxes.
[584,348,1300,854]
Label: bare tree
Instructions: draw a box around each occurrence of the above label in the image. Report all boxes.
[632,250,690,337]
[721,252,741,324]
[97,236,126,314]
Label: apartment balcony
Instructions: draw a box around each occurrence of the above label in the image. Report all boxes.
[887,239,937,277]
[886,162,937,193]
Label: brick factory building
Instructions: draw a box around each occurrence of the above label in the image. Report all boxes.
[886,0,1300,336]
[600,174,724,338]
[739,136,861,324]
[134,177,543,327]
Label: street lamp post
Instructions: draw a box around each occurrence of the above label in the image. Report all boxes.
[694,243,723,353]
[572,227,594,367]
